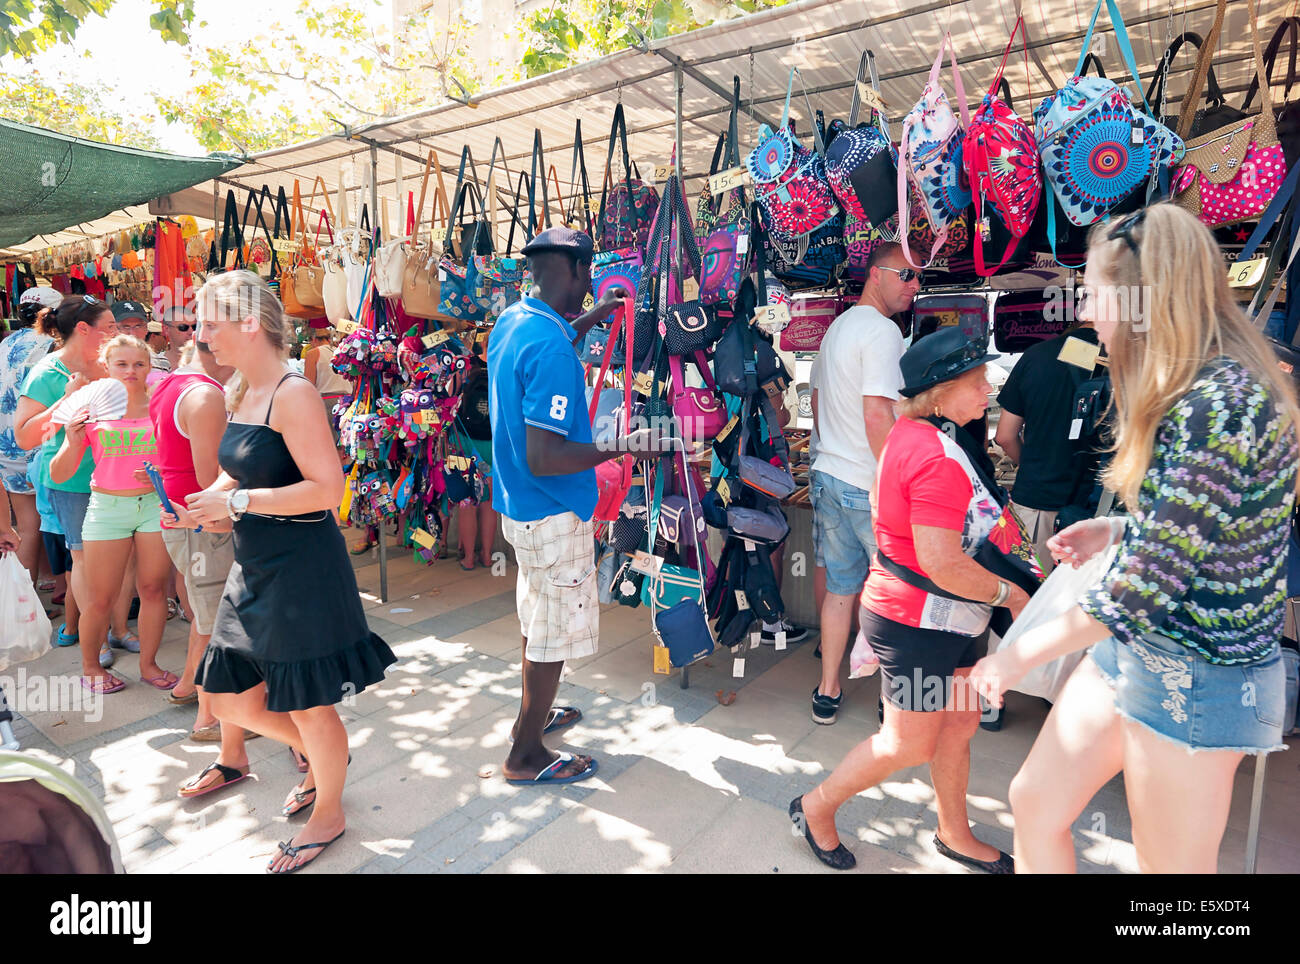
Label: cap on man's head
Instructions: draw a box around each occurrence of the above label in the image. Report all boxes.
[111,301,148,322]
[146,321,164,334]
[18,287,62,309]
[520,227,594,261]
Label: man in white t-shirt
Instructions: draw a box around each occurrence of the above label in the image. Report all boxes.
[809,242,916,725]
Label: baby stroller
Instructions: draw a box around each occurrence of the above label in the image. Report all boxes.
[0,751,122,873]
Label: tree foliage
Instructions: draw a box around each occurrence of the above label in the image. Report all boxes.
[0,0,194,57]
[0,69,163,148]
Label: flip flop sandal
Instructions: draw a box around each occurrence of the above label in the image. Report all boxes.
[508,706,583,742]
[167,687,199,706]
[932,835,1015,875]
[166,598,179,621]
[190,725,222,742]
[141,670,180,690]
[98,644,115,669]
[56,624,78,647]
[505,751,599,786]
[282,784,317,817]
[290,747,310,772]
[81,674,126,695]
[266,829,345,874]
[178,762,249,799]
[51,593,66,606]
[108,629,141,653]
[37,579,56,592]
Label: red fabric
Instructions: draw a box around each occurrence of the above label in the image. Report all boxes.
[152,220,191,313]
[861,417,974,628]
[148,370,223,507]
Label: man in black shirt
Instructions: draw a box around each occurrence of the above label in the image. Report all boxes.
[994,324,1101,573]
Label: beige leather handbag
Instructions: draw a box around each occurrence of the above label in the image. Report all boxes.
[401,149,459,322]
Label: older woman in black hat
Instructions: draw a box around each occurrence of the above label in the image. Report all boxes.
[790,327,1029,873]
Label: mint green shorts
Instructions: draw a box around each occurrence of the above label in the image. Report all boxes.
[82,491,163,542]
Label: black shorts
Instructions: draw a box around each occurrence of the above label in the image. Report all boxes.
[858,606,989,713]
[42,530,71,576]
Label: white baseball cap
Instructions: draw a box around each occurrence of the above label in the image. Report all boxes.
[18,287,62,309]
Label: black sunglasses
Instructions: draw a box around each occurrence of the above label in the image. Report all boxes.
[1107,207,1147,263]
[170,323,196,332]
[878,265,926,284]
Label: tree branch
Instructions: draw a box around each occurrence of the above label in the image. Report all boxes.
[252,67,383,117]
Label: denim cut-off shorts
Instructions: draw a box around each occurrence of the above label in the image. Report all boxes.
[810,469,877,596]
[1090,632,1287,754]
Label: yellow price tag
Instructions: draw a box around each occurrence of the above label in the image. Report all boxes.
[422,329,450,348]
[654,165,675,181]
[716,415,739,444]
[1057,335,1102,371]
[582,293,595,311]
[335,318,359,335]
[682,277,700,301]
[632,371,654,395]
[1228,256,1267,289]
[708,166,750,195]
[271,238,301,253]
[411,527,437,549]
[652,644,672,675]
[716,477,731,506]
[857,81,889,113]
[446,455,472,471]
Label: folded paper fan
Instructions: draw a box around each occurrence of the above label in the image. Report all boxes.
[49,378,128,426]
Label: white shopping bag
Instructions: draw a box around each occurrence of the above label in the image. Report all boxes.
[996,544,1119,702]
[0,554,52,673]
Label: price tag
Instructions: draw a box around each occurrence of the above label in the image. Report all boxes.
[446,455,472,471]
[750,633,760,650]
[733,657,746,678]
[632,371,654,395]
[856,81,889,113]
[734,589,749,610]
[585,197,601,213]
[755,303,791,329]
[743,539,757,552]
[422,329,451,348]
[654,165,676,181]
[653,645,672,675]
[1130,124,1144,145]
[716,415,739,444]
[271,238,301,253]
[1229,256,1267,288]
[411,527,437,549]
[708,166,750,195]
[335,318,359,335]
[774,631,787,651]
[1057,335,1101,371]
[736,234,750,255]
[630,550,662,575]
[582,293,595,310]
[682,277,699,301]
[416,409,439,426]
[1069,417,1084,441]
[716,477,731,506]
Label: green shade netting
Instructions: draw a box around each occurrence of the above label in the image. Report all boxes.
[0,119,242,248]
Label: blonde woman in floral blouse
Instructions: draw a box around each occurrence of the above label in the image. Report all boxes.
[971,203,1300,874]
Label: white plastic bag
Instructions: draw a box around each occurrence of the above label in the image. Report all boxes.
[848,626,881,679]
[996,543,1119,702]
[0,554,52,673]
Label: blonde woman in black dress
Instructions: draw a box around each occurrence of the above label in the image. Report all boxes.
[168,271,394,874]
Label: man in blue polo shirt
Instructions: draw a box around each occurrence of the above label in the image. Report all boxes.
[489,226,669,786]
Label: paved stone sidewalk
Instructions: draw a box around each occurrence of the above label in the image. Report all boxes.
[8,540,1300,873]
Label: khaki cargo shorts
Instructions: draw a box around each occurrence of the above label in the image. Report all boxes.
[502,511,599,664]
[162,527,235,636]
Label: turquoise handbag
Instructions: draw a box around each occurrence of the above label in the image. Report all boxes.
[640,432,707,611]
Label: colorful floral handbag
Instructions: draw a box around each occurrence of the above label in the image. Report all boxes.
[437,182,490,325]
[898,32,972,268]
[598,103,660,252]
[1172,0,1286,228]
[1033,0,1184,248]
[963,16,1042,276]
[746,68,839,241]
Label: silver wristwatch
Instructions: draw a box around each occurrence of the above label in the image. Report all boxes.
[226,489,250,521]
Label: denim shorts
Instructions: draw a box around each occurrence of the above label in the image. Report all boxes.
[810,469,876,596]
[47,488,90,551]
[1090,632,1287,754]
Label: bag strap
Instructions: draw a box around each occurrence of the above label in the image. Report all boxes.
[1243,15,1300,110]
[597,103,641,244]
[987,15,1030,108]
[215,190,241,269]
[933,32,970,129]
[568,118,595,236]
[780,67,829,157]
[1078,52,1106,78]
[527,129,549,239]
[1074,0,1150,115]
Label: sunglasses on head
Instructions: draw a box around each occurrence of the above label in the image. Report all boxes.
[1107,207,1147,263]
[877,265,925,284]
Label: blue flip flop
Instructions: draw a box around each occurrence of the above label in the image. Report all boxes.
[56,624,78,647]
[505,752,599,786]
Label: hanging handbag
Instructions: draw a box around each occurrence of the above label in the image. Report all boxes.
[598,103,660,252]
[401,149,458,322]
[373,155,410,299]
[438,180,491,325]
[746,68,839,240]
[779,285,841,352]
[1033,0,1184,252]
[1145,30,1244,139]
[897,32,973,269]
[565,118,598,236]
[726,504,789,546]
[1173,0,1286,229]
[696,77,752,306]
[610,555,645,608]
[589,301,636,522]
[827,51,900,279]
[668,352,727,448]
[962,16,1042,277]
[288,178,333,314]
[736,394,795,500]
[1242,16,1300,170]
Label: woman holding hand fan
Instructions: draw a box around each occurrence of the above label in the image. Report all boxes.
[49,334,176,694]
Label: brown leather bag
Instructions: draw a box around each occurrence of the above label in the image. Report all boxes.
[402,150,461,323]
[281,177,333,316]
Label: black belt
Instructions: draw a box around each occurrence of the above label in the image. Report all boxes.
[245,510,330,524]
[875,549,983,604]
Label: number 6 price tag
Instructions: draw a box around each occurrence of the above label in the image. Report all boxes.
[1228,257,1266,289]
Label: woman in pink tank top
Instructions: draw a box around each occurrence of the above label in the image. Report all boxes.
[50,335,178,695]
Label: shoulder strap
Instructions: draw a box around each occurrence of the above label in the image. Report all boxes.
[264,371,304,424]
[1243,15,1300,110]
[1075,0,1150,114]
